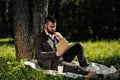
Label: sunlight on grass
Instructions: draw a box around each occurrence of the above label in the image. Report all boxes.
[0,38,16,60]
[0,44,15,59]
[1,38,120,67]
[83,40,120,67]
[0,38,13,42]
[0,38,120,79]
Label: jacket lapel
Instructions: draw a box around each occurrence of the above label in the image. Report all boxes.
[47,38,54,49]
[42,31,55,50]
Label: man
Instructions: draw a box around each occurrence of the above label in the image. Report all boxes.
[35,16,95,76]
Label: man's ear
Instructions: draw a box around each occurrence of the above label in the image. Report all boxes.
[44,24,47,29]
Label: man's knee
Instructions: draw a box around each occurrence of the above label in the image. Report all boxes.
[75,43,84,49]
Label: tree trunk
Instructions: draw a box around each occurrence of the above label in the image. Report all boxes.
[32,0,49,36]
[13,0,48,60]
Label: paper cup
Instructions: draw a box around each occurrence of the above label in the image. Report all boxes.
[57,65,63,74]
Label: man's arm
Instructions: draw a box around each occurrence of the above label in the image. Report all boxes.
[37,51,57,59]
[39,50,64,58]
[35,32,64,59]
[54,32,65,56]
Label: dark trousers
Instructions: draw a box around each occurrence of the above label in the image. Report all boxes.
[61,43,89,74]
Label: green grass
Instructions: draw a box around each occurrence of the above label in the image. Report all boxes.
[83,40,120,68]
[0,38,120,80]
[0,38,15,60]
[0,38,64,80]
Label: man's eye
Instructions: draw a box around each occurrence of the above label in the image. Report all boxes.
[51,26,55,28]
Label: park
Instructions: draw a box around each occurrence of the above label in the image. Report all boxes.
[0,0,120,80]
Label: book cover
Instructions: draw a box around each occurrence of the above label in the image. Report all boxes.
[56,38,73,52]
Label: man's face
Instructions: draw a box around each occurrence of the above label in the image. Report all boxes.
[45,22,56,35]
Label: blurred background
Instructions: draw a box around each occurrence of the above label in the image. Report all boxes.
[0,0,120,41]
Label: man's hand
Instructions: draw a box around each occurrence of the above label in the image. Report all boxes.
[54,32,63,40]
[56,50,64,57]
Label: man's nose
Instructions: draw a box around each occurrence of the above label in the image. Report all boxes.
[52,27,56,30]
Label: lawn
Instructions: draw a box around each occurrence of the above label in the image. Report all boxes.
[84,40,120,68]
[0,38,120,80]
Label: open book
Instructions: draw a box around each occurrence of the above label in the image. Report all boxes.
[56,38,73,52]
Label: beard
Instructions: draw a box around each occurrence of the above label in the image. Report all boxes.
[47,28,55,35]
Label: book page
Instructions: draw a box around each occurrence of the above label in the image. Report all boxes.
[56,38,72,51]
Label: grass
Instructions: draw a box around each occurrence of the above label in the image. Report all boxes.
[0,38,15,61]
[83,40,120,68]
[0,38,120,80]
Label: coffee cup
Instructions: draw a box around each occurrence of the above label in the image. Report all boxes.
[57,65,63,74]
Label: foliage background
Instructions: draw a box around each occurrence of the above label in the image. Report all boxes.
[0,0,120,41]
[48,0,120,41]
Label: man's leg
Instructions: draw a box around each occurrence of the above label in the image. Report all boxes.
[63,43,89,67]
[61,61,89,75]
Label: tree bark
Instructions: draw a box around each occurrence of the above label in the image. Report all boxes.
[32,0,49,36]
[13,0,48,60]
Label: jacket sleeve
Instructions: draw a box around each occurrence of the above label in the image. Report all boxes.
[34,34,57,60]
[39,51,57,59]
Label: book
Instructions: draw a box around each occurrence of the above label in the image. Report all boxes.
[56,38,73,52]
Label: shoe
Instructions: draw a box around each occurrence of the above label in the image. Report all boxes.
[78,66,89,75]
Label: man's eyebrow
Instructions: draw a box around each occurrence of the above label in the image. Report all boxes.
[51,26,55,27]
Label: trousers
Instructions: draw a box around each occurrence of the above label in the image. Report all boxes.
[61,43,89,75]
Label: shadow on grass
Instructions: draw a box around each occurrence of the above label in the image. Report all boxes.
[0,57,10,74]
[93,56,120,69]
[0,40,14,45]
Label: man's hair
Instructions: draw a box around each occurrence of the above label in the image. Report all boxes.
[45,16,56,24]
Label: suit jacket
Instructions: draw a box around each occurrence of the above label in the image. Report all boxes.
[35,31,63,70]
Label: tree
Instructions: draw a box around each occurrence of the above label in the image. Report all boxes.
[13,0,49,60]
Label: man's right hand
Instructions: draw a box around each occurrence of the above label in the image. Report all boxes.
[54,32,63,40]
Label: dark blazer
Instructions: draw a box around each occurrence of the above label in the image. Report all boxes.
[35,31,63,70]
